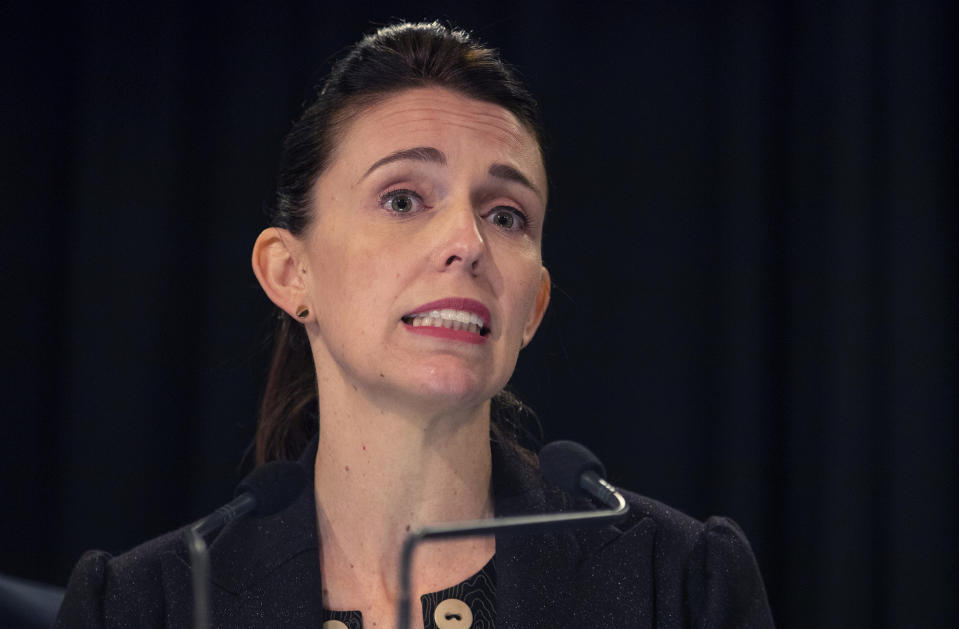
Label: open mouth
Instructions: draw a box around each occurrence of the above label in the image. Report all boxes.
[401,309,491,337]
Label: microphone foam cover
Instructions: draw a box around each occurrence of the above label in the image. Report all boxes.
[235,460,307,517]
[539,440,607,494]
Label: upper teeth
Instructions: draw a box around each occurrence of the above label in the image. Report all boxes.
[410,309,486,328]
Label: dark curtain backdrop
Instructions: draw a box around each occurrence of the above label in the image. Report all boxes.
[3,2,956,627]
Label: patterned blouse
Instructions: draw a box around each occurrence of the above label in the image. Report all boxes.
[321,558,495,629]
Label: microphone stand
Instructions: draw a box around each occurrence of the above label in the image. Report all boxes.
[395,476,627,629]
[183,461,303,629]
[186,529,211,629]
[186,492,256,629]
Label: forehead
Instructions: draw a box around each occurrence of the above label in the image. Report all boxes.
[331,87,545,186]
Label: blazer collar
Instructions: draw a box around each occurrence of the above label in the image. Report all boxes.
[201,435,626,626]
[204,438,319,595]
[491,440,626,627]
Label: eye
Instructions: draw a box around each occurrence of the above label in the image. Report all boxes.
[380,189,424,214]
[486,206,528,232]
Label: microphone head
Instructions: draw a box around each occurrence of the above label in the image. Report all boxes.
[539,440,607,494]
[235,460,307,517]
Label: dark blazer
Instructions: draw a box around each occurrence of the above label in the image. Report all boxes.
[57,438,775,628]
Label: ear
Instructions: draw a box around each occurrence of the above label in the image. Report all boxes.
[521,266,551,348]
[251,227,310,319]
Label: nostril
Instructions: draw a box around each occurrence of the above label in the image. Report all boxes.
[445,255,459,265]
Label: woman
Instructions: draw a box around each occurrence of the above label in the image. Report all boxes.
[57,22,774,628]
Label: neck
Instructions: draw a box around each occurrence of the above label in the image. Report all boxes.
[312,374,495,612]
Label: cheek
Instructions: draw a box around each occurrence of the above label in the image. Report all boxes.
[507,265,544,330]
[310,235,406,317]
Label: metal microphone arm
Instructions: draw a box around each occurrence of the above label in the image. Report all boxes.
[396,484,628,629]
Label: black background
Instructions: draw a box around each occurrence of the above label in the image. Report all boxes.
[3,2,956,627]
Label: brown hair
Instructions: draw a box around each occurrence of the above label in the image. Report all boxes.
[256,21,546,465]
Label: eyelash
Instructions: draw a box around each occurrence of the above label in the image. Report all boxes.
[380,188,426,215]
[379,188,532,232]
[486,206,531,232]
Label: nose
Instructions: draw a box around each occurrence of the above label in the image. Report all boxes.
[433,201,486,274]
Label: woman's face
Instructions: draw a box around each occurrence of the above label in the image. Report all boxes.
[299,86,549,416]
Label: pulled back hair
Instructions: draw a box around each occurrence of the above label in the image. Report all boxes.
[256,21,545,465]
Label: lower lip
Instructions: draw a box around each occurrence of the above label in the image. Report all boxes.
[403,323,488,345]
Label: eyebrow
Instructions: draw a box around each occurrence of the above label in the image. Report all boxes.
[361,146,446,180]
[360,145,542,201]
[488,163,542,201]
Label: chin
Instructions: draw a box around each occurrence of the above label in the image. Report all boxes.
[403,367,502,412]
[414,374,487,403]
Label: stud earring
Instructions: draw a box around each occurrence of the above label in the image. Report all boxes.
[296,307,310,319]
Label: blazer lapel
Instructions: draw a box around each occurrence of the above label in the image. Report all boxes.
[492,440,643,628]
[156,437,649,628]
[170,442,324,627]
[492,441,583,628]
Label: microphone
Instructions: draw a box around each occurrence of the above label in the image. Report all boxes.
[185,460,306,629]
[539,440,623,510]
[396,441,628,629]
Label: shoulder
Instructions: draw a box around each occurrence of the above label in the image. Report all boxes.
[492,442,774,627]
[619,489,754,561]
[56,528,190,628]
[56,474,320,629]
[587,489,776,628]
